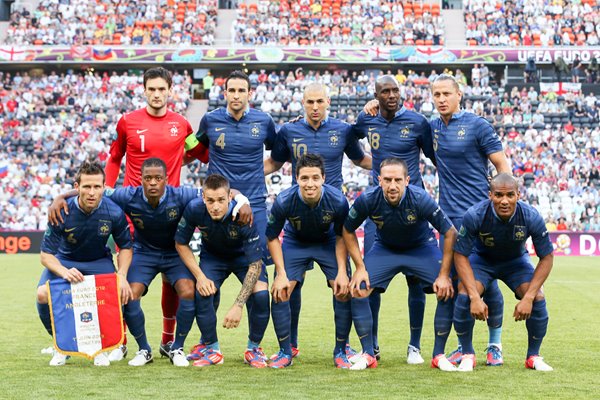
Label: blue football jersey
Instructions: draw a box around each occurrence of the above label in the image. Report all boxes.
[454,200,554,262]
[270,118,365,190]
[41,197,132,261]
[430,111,503,219]
[197,108,277,209]
[352,108,434,187]
[175,198,262,263]
[107,186,201,255]
[345,185,453,250]
[266,184,349,242]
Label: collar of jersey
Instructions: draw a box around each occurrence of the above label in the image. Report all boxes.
[74,196,102,215]
[490,201,517,223]
[302,116,329,130]
[225,106,250,119]
[220,202,234,222]
[375,106,407,121]
[142,190,167,205]
[297,185,325,207]
[449,110,466,120]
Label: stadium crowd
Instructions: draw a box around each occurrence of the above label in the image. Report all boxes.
[1,68,599,232]
[0,69,192,230]
[464,0,600,46]
[232,0,445,46]
[5,0,218,46]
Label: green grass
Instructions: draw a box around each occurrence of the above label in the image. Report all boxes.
[1,255,599,399]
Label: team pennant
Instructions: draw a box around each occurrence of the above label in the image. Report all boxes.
[47,273,123,359]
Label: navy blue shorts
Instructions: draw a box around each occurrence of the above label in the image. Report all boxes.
[127,251,194,288]
[200,251,268,289]
[364,241,442,293]
[253,208,273,266]
[38,256,115,286]
[281,237,349,284]
[469,254,534,295]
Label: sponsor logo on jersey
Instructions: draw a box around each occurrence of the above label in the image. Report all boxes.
[136,129,148,134]
[478,232,494,247]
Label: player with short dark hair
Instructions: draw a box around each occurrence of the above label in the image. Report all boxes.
[47,158,252,367]
[104,66,209,361]
[354,75,436,364]
[452,173,554,372]
[263,82,371,359]
[188,70,276,361]
[36,161,133,367]
[267,154,356,368]
[175,174,269,368]
[430,74,512,366]
[344,158,457,371]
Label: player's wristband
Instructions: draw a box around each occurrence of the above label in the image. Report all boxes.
[234,193,249,207]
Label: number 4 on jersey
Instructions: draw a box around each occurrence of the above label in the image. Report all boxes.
[216,133,226,149]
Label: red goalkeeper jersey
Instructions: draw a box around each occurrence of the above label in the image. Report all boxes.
[106,108,200,187]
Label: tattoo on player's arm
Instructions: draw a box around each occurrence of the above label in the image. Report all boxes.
[234,261,262,307]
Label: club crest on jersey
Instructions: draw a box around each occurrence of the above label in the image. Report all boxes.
[250,123,261,138]
[349,207,358,219]
[513,225,526,241]
[405,209,417,224]
[170,126,179,137]
[433,133,439,151]
[98,220,111,236]
[457,127,466,139]
[322,211,334,224]
[328,130,339,146]
[167,207,179,221]
[80,312,93,323]
[228,225,239,239]
[267,213,275,225]
[400,126,410,138]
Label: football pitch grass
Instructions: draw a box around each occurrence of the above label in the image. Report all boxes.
[1,254,598,399]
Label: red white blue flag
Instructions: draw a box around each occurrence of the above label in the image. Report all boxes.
[47,273,123,359]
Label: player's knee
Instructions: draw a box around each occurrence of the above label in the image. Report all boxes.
[252,280,269,293]
[534,291,545,302]
[36,285,48,304]
[175,279,195,300]
[335,293,351,302]
[130,283,146,301]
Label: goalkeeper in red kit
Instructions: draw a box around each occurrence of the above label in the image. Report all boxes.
[105,67,208,361]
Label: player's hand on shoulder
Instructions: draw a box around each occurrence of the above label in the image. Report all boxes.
[288,114,302,123]
[433,275,454,301]
[271,274,291,303]
[470,297,488,321]
[62,267,84,284]
[363,99,379,116]
[196,277,217,297]
[48,197,69,225]
[223,305,243,329]
[513,298,533,321]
